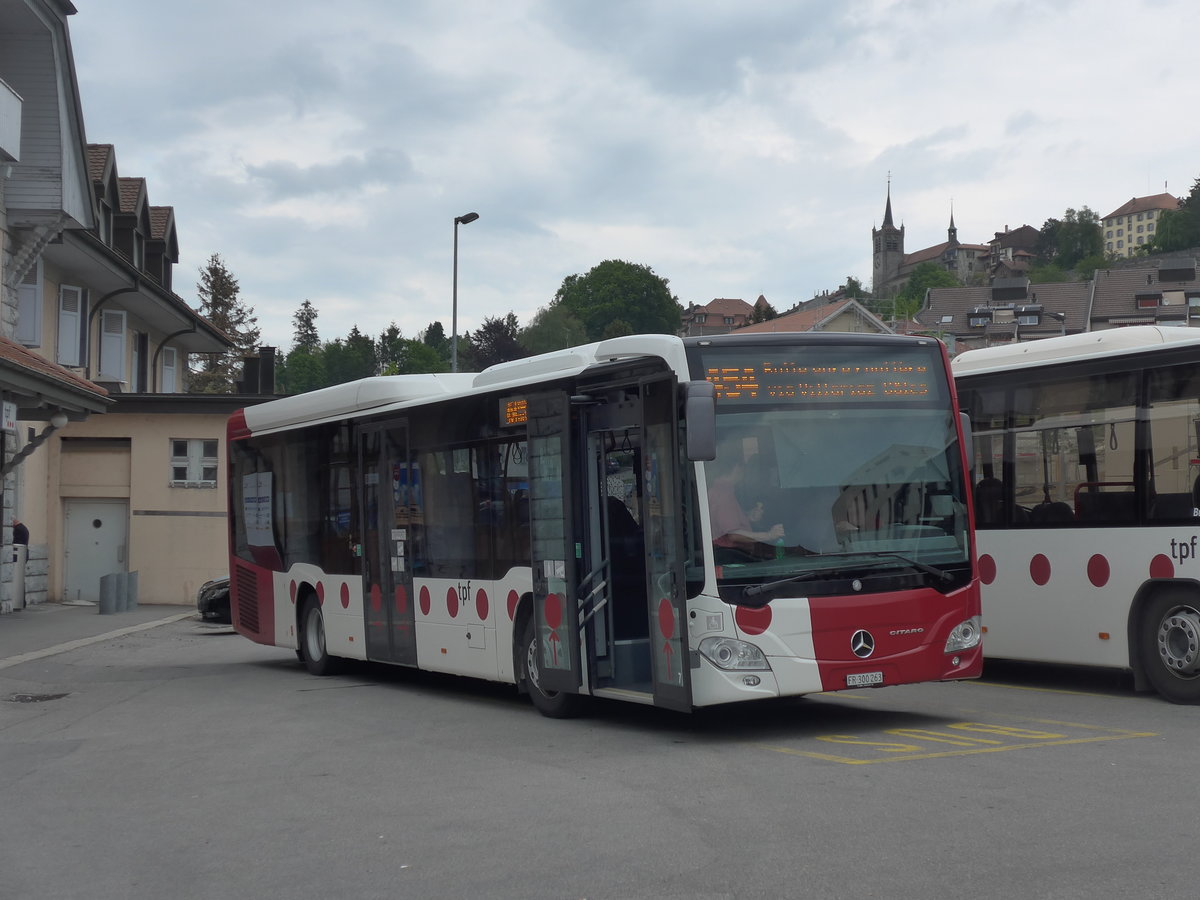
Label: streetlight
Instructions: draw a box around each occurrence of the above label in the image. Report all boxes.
[451,211,480,373]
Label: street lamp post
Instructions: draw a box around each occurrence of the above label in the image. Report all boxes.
[451,211,480,373]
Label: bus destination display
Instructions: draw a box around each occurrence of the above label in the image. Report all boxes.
[501,397,529,426]
[705,358,931,402]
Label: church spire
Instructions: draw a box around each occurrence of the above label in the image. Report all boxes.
[882,174,895,228]
[947,202,958,244]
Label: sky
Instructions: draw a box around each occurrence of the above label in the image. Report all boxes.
[68,0,1199,353]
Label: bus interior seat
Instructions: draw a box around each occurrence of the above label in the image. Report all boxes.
[1075,491,1135,523]
[1029,501,1075,524]
[1150,492,1194,520]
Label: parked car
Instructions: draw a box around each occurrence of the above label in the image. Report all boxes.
[196,575,231,623]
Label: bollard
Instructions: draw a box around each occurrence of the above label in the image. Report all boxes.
[98,573,117,614]
[126,571,139,609]
[115,572,129,612]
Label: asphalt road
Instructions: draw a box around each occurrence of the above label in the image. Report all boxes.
[1,615,1195,900]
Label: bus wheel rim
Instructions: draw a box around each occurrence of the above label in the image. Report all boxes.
[1157,607,1200,677]
[307,608,324,659]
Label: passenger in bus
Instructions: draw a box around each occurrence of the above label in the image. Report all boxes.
[707,451,785,558]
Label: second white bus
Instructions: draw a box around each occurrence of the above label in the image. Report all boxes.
[954,325,1200,703]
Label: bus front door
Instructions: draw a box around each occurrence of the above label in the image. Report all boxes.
[639,376,691,711]
[358,422,418,666]
[526,392,583,697]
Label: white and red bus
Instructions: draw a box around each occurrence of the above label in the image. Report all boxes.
[227,332,981,716]
[954,325,1200,703]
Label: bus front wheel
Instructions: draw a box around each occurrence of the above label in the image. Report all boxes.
[300,597,341,677]
[1140,590,1200,704]
[519,616,585,718]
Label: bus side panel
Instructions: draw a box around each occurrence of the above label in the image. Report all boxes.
[230,559,279,648]
[976,527,1156,669]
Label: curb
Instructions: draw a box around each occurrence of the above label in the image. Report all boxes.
[0,612,195,671]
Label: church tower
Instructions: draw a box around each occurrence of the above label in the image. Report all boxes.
[872,180,905,297]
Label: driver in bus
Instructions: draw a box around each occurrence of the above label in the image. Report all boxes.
[707,449,786,557]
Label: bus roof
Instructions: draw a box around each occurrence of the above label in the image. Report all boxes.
[241,333,689,435]
[950,326,1200,377]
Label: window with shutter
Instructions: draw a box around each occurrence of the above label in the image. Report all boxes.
[16,260,42,347]
[57,286,85,366]
[161,347,177,392]
[98,310,127,380]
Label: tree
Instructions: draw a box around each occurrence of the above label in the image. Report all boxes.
[1036,207,1104,271]
[292,300,320,353]
[1028,263,1070,284]
[322,325,378,385]
[749,297,778,324]
[555,260,681,341]
[843,276,868,300]
[189,253,261,393]
[519,302,589,355]
[894,262,959,321]
[470,313,526,369]
[1146,177,1200,254]
[383,339,448,374]
[419,321,451,368]
[277,348,327,394]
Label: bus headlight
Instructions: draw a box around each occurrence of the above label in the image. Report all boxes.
[944,615,982,653]
[699,636,770,671]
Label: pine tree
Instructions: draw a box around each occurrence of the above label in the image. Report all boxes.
[292,300,320,353]
[189,253,261,393]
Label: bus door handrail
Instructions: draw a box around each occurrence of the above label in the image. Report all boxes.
[577,560,611,631]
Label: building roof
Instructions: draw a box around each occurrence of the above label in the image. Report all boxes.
[688,297,754,317]
[1102,193,1180,220]
[1090,260,1199,325]
[0,335,110,417]
[734,298,891,334]
[916,279,1090,343]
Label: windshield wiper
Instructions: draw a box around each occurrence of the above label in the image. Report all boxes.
[741,551,952,599]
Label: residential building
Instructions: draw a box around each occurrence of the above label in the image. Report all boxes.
[1102,193,1180,258]
[1088,257,1199,329]
[1,0,242,612]
[680,296,769,336]
[914,277,1088,353]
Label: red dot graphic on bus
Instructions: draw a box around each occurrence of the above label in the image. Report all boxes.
[476,588,489,621]
[735,605,772,636]
[446,587,459,618]
[369,584,382,612]
[1030,554,1051,586]
[419,586,431,617]
[507,590,519,621]
[1087,554,1110,587]
[289,581,297,605]
[544,593,563,630]
[340,582,350,609]
[316,582,326,605]
[657,597,675,639]
[1150,554,1174,579]
[395,585,408,614]
[979,554,997,585]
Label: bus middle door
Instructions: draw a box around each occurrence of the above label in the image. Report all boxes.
[357,421,418,666]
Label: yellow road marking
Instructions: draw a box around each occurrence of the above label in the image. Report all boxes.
[753,724,1156,768]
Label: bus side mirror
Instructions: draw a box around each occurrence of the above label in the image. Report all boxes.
[684,381,716,461]
[960,412,973,475]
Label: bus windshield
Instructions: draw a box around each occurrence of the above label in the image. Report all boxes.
[692,341,969,589]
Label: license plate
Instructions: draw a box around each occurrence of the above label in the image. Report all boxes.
[846,671,883,687]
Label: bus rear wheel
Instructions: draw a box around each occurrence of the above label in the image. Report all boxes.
[300,597,341,677]
[1140,590,1200,704]
[520,616,585,718]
